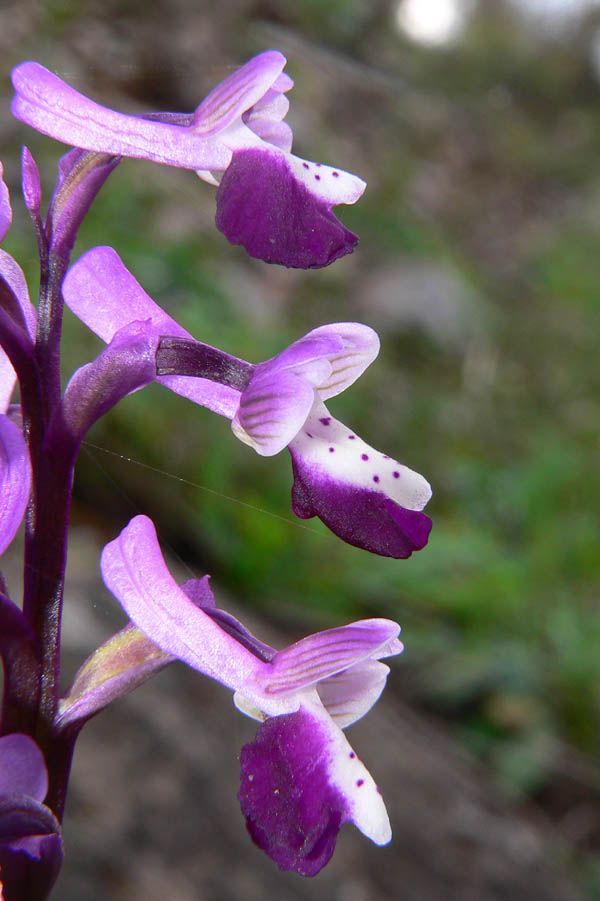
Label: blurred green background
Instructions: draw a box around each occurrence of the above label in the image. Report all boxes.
[2,0,600,883]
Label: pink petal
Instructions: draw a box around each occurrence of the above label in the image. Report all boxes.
[62,246,240,418]
[11,62,230,170]
[100,516,267,696]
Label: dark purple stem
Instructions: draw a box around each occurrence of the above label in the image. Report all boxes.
[17,154,120,818]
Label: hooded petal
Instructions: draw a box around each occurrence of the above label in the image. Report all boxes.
[0,163,11,243]
[232,368,316,456]
[301,322,379,400]
[62,246,239,418]
[289,400,432,558]
[193,51,287,137]
[11,62,230,171]
[238,703,390,876]
[215,147,365,268]
[231,323,378,454]
[0,416,31,556]
[0,736,47,802]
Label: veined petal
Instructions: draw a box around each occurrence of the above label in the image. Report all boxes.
[232,368,316,456]
[193,51,287,137]
[301,323,380,399]
[0,735,47,802]
[100,516,269,699]
[62,246,239,418]
[262,619,401,696]
[238,703,390,876]
[0,162,12,243]
[289,400,432,558]
[215,147,364,269]
[317,660,392,728]
[11,62,230,171]
[261,333,341,379]
[0,416,31,556]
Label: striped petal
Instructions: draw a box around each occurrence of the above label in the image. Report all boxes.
[193,51,287,136]
[262,620,401,696]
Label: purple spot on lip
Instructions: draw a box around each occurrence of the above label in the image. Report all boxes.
[319,417,331,426]
[356,779,364,787]
[348,435,355,440]
[383,454,390,459]
[332,171,339,177]
[373,475,380,483]
[393,471,400,478]
[315,174,321,181]
[328,447,335,453]
[302,162,309,169]
[361,453,369,461]
[349,752,356,759]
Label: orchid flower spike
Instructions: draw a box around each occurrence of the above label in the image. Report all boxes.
[11,52,366,268]
[63,246,432,558]
[0,734,63,900]
[101,514,402,875]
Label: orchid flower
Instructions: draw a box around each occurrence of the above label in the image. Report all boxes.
[101,514,401,875]
[0,734,63,900]
[11,52,366,268]
[62,246,432,557]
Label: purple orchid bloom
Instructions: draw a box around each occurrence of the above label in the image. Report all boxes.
[11,52,366,268]
[101,514,401,875]
[62,246,432,558]
[0,734,63,900]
